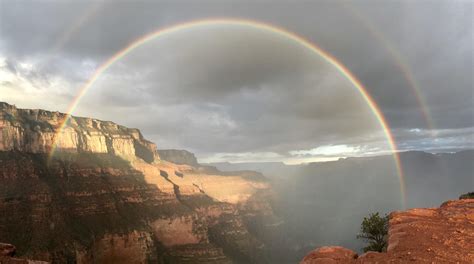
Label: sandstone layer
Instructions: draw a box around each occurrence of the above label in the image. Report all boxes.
[301,199,474,263]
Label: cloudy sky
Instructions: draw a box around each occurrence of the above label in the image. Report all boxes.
[0,0,472,163]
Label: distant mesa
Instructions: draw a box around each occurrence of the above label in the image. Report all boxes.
[157,149,199,167]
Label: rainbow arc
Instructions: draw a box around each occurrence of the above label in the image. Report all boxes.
[50,19,407,208]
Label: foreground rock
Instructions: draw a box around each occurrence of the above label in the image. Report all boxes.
[301,246,357,263]
[301,199,474,263]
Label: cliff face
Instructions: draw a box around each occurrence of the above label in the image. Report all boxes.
[0,102,159,163]
[0,103,279,263]
[300,199,474,263]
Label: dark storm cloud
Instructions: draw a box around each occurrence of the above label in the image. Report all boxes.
[0,0,472,161]
[73,25,380,154]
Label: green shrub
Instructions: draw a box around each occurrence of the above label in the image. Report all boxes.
[459,192,474,199]
[357,212,389,252]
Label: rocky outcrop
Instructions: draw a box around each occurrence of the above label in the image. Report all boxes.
[300,199,474,263]
[0,103,279,263]
[301,246,357,263]
[158,149,199,167]
[0,102,159,162]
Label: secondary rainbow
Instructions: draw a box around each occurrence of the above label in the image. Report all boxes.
[341,3,435,132]
[50,18,407,208]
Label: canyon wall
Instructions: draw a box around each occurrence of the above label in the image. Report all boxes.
[0,102,279,263]
[0,102,159,163]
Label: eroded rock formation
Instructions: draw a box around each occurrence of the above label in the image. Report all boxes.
[0,102,159,162]
[301,199,474,263]
[0,103,279,263]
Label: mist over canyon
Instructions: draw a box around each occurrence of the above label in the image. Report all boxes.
[209,149,473,256]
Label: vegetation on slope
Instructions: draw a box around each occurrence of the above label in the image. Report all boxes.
[357,212,389,253]
[459,192,474,199]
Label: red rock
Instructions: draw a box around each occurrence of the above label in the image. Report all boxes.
[300,246,358,264]
[301,199,474,263]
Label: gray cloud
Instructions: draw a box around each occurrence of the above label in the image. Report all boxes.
[0,0,472,162]
[75,25,381,155]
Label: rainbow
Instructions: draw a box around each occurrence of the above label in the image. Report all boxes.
[51,18,407,208]
[341,3,435,132]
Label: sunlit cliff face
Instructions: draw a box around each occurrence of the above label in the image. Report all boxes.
[67,25,392,165]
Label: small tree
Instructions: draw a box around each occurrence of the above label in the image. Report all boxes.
[357,212,389,252]
[459,192,474,199]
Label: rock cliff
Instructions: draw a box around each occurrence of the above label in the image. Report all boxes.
[0,103,279,263]
[300,198,474,263]
[0,102,159,162]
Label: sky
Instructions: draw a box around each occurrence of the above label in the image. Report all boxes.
[0,0,472,164]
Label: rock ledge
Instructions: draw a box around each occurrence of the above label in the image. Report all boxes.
[301,199,474,263]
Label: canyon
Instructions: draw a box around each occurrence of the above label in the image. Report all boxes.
[1,102,472,263]
[0,102,279,263]
[210,149,474,257]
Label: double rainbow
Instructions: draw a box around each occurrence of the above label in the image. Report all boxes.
[342,3,434,132]
[51,18,406,208]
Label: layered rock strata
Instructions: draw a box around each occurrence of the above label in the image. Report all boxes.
[0,102,278,263]
[0,102,159,162]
